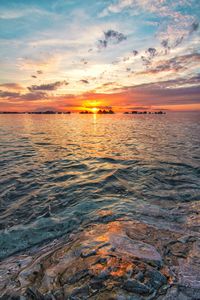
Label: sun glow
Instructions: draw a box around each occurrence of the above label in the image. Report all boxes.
[91,107,98,113]
[81,100,103,113]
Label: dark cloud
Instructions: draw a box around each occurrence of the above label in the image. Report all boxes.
[161,39,169,48]
[161,39,170,54]
[139,53,200,74]
[174,36,184,48]
[69,75,200,108]
[97,30,127,49]
[0,90,20,98]
[101,82,118,87]
[0,90,47,102]
[104,30,127,42]
[138,60,183,75]
[132,50,138,56]
[115,75,200,92]
[98,39,108,49]
[159,73,200,88]
[30,71,43,79]
[141,48,157,67]
[28,81,68,92]
[147,47,157,57]
[190,21,199,34]
[80,79,89,84]
[161,36,184,53]
[141,56,151,67]
[160,22,199,53]
[20,92,47,101]
[171,53,200,65]
[110,76,200,106]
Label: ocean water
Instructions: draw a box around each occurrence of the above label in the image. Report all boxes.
[0,112,200,260]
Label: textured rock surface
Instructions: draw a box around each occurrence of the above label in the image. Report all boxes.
[0,217,199,299]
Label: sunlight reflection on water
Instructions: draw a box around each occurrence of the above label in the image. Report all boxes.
[0,112,200,258]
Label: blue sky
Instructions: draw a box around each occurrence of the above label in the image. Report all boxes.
[0,0,199,111]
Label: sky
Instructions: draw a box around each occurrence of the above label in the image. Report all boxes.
[0,0,199,112]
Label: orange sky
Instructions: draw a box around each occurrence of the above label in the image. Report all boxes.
[0,1,199,112]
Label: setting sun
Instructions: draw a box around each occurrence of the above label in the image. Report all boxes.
[91,107,98,113]
[0,0,200,298]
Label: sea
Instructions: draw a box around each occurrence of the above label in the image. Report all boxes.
[0,112,200,260]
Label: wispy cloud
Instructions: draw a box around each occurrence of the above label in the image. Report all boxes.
[80,79,89,84]
[28,81,68,92]
[0,83,23,91]
[0,0,199,111]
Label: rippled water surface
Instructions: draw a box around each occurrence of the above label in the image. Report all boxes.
[0,112,200,259]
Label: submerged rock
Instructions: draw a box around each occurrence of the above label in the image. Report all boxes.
[0,219,199,299]
[122,279,151,294]
[110,234,162,267]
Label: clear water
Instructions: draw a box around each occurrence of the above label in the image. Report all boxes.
[0,112,200,259]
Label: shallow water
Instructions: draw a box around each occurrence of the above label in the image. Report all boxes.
[0,112,200,260]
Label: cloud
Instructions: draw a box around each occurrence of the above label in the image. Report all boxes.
[97,30,127,49]
[80,79,89,84]
[101,0,198,52]
[116,74,200,92]
[20,92,47,101]
[141,55,151,67]
[104,30,127,42]
[127,106,151,111]
[140,47,157,66]
[147,47,157,57]
[138,63,183,75]
[0,90,20,98]
[161,39,170,53]
[34,106,57,112]
[174,36,184,48]
[0,1,199,111]
[74,77,200,108]
[107,76,200,106]
[139,52,200,74]
[132,50,138,56]
[190,21,199,34]
[0,89,47,102]
[80,58,88,65]
[100,0,135,16]
[0,83,22,91]
[28,81,68,92]
[98,39,108,49]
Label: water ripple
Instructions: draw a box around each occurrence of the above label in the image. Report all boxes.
[0,112,200,259]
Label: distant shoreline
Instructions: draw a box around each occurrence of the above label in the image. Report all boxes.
[0,110,166,115]
[1,110,199,114]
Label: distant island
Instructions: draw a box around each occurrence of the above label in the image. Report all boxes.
[80,109,114,114]
[0,110,167,115]
[124,111,166,114]
[79,111,93,114]
[0,111,71,114]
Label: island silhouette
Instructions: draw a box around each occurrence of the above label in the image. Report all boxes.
[80,109,115,114]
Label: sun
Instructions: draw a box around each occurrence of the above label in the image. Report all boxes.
[91,107,98,113]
